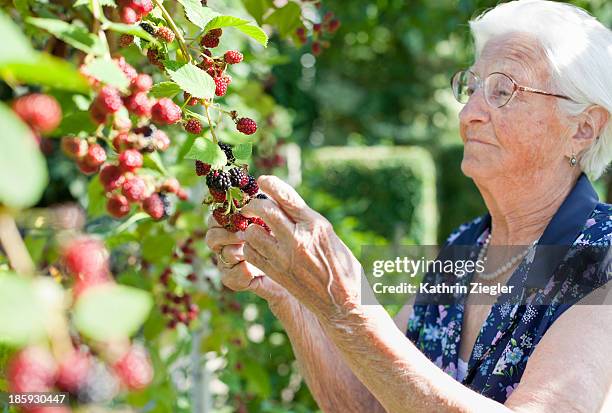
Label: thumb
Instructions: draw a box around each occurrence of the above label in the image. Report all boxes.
[256,175,316,223]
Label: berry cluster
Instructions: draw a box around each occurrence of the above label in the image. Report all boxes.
[158,236,203,329]
[67,58,187,221]
[196,143,271,233]
[118,0,153,24]
[295,10,341,56]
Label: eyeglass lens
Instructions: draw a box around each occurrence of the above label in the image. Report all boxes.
[452,71,516,108]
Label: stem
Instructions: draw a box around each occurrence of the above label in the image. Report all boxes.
[153,0,191,63]
[0,212,35,276]
[90,0,111,58]
[202,100,218,145]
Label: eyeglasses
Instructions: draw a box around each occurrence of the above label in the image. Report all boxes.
[450,69,576,108]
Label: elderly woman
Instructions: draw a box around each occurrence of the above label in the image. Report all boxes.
[206,0,612,411]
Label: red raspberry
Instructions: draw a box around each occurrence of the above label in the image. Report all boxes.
[114,56,138,82]
[62,237,109,280]
[143,193,166,220]
[151,98,182,125]
[208,28,222,37]
[184,118,202,134]
[77,158,100,175]
[61,136,88,159]
[212,207,230,226]
[113,344,153,390]
[248,216,271,233]
[8,347,57,393]
[210,188,226,202]
[131,74,153,92]
[214,77,228,96]
[156,26,175,43]
[123,92,152,117]
[224,50,243,64]
[84,143,107,168]
[107,193,130,218]
[228,213,249,232]
[120,6,138,24]
[12,93,62,133]
[195,160,211,176]
[119,34,134,47]
[201,32,220,48]
[99,164,124,191]
[236,117,257,135]
[161,177,180,193]
[122,176,148,202]
[118,149,143,172]
[153,129,170,151]
[94,86,123,114]
[56,350,90,393]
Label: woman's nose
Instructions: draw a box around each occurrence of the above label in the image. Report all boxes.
[458,88,491,126]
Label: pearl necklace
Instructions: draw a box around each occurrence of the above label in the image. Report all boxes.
[475,233,539,281]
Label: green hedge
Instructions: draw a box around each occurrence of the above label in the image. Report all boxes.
[436,144,487,241]
[300,146,438,248]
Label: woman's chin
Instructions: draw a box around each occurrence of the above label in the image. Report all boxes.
[460,155,498,180]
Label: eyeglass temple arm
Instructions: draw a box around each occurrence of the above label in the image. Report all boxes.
[517,85,576,102]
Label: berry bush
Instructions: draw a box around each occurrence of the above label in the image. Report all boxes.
[0,0,339,411]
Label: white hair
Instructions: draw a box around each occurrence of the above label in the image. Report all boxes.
[468,0,612,180]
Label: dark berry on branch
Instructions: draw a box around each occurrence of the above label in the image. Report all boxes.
[119,34,134,47]
[184,118,202,134]
[195,160,211,176]
[209,188,226,203]
[228,213,249,232]
[206,170,231,191]
[228,167,249,187]
[236,117,257,135]
[241,175,259,196]
[255,193,268,199]
[213,207,230,226]
[218,141,235,164]
[139,22,156,36]
[201,32,220,48]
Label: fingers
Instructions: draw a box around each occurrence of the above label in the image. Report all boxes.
[255,175,317,223]
[218,259,286,302]
[242,224,288,269]
[205,227,243,254]
[220,244,244,266]
[240,198,294,242]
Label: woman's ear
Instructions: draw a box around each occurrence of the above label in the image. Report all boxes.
[572,105,609,145]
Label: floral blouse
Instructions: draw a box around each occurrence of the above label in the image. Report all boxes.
[406,173,612,403]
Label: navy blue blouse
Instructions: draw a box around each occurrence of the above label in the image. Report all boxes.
[406,173,612,402]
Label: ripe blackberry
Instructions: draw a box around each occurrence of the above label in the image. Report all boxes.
[156,26,175,43]
[241,175,259,195]
[195,160,211,176]
[12,93,62,134]
[255,193,268,199]
[205,170,231,191]
[208,28,223,37]
[228,167,249,187]
[218,141,235,164]
[236,117,257,135]
[201,32,220,48]
[139,22,156,36]
[184,118,202,134]
[224,50,243,64]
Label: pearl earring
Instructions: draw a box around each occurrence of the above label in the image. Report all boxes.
[569,153,577,167]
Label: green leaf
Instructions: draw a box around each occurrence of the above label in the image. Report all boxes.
[233,143,252,161]
[243,0,273,25]
[234,24,268,47]
[176,0,219,29]
[204,15,250,31]
[142,233,175,262]
[0,53,90,93]
[185,137,226,169]
[150,81,182,98]
[264,1,301,38]
[143,152,168,175]
[55,111,96,135]
[0,103,47,209]
[83,57,130,91]
[0,273,46,346]
[0,10,36,64]
[73,284,153,341]
[87,175,107,218]
[26,17,106,55]
[104,22,156,43]
[167,62,216,100]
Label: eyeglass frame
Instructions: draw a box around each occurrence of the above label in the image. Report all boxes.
[450,69,577,108]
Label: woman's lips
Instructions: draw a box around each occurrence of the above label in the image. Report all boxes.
[465,137,495,146]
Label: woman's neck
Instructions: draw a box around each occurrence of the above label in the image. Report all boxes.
[473,170,580,245]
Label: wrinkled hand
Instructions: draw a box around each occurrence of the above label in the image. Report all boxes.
[237,175,364,322]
